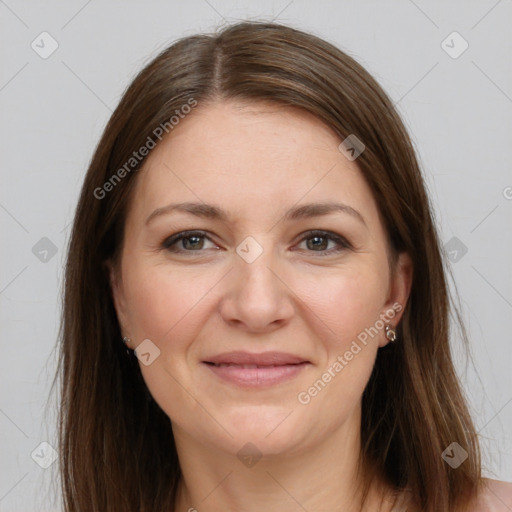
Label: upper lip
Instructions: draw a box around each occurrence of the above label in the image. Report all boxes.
[203,351,309,366]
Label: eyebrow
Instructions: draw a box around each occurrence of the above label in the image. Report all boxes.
[145,201,367,227]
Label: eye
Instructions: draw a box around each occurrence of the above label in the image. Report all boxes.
[294,230,351,254]
[161,229,351,256]
[161,231,218,253]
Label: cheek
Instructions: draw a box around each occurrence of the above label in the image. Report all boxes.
[121,260,219,424]
[119,253,388,441]
[295,270,384,415]
[308,266,387,343]
[123,253,388,351]
[121,256,223,356]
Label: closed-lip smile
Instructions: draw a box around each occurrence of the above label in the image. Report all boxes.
[202,351,311,387]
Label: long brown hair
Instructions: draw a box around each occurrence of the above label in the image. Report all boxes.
[56,20,482,511]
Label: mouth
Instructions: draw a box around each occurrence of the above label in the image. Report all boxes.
[206,362,303,368]
[202,351,311,387]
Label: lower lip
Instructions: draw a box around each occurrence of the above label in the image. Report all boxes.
[203,362,310,387]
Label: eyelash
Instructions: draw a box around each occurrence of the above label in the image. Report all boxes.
[161,230,351,256]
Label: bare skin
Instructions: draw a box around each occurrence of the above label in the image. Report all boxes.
[109,100,511,511]
[474,479,512,511]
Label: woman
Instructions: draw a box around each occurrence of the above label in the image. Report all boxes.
[57,21,512,511]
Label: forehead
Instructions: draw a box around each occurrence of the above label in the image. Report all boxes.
[126,100,381,230]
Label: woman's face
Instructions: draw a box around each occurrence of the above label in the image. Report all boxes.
[110,100,412,459]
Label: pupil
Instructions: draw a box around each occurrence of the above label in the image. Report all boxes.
[308,236,327,251]
[184,236,202,250]
[181,235,330,251]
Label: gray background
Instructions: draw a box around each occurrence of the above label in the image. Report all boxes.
[1,0,511,510]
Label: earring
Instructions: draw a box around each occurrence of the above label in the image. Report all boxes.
[122,336,133,356]
[385,324,397,342]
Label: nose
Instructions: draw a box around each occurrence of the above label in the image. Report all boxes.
[219,245,295,333]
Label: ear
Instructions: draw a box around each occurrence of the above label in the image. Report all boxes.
[105,259,131,344]
[379,251,413,347]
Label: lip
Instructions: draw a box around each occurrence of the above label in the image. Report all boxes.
[202,351,311,388]
[204,351,309,366]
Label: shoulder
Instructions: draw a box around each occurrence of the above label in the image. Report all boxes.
[468,478,512,512]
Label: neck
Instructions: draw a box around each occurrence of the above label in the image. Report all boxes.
[172,408,394,512]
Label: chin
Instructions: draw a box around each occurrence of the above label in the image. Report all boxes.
[213,404,309,455]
